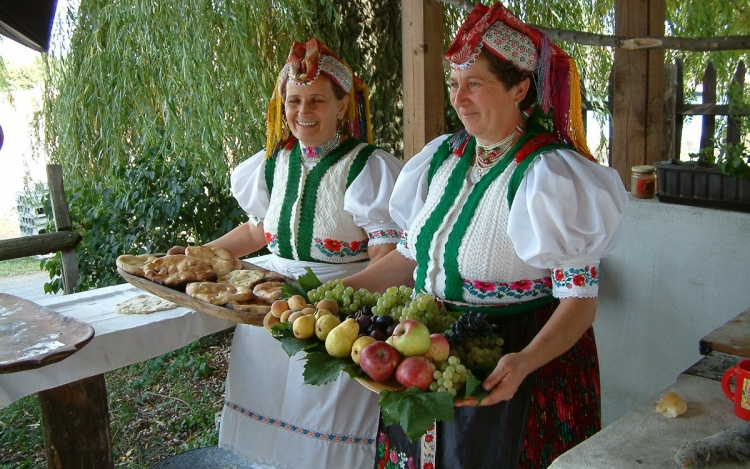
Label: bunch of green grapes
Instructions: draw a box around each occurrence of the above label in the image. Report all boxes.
[429,356,472,397]
[399,292,456,333]
[374,289,456,333]
[307,279,379,316]
[372,285,413,317]
[451,335,505,370]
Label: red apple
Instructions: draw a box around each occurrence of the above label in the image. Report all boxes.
[423,333,450,363]
[395,356,437,391]
[359,341,402,382]
[390,320,431,356]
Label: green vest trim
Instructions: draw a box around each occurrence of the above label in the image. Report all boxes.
[275,138,362,261]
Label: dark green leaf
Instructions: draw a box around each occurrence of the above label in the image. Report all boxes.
[297,267,322,292]
[300,351,352,386]
[379,387,455,441]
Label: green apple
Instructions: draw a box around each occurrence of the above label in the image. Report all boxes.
[390,320,431,356]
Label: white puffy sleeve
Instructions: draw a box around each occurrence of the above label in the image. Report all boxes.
[230,149,269,226]
[389,135,450,260]
[344,149,404,246]
[507,148,628,298]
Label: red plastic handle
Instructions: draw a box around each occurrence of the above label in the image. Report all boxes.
[723,368,737,402]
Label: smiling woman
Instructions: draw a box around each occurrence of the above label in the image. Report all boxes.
[166,38,404,469]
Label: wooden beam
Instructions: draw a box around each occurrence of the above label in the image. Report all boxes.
[0,232,81,261]
[613,0,665,189]
[645,0,665,168]
[402,0,444,160]
[47,164,79,294]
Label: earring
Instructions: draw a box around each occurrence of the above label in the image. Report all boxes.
[514,101,518,108]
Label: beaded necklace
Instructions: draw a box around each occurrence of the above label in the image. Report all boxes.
[475,124,524,170]
[300,133,341,163]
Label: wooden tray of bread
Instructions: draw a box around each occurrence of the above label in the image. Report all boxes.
[116,248,288,325]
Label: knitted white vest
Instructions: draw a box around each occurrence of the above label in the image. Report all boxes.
[408,153,551,305]
[263,141,370,264]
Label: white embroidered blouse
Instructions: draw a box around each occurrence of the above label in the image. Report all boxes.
[231,141,404,264]
[390,134,628,302]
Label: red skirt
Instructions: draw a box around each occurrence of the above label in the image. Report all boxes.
[374,301,601,469]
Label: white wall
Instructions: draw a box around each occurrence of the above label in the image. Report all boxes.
[596,195,750,427]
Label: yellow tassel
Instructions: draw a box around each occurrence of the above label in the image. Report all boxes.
[265,72,286,158]
[567,58,595,162]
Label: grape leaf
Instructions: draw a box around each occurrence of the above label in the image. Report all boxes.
[281,267,322,302]
[271,323,325,357]
[463,374,488,404]
[297,267,322,292]
[379,387,455,441]
[301,351,358,385]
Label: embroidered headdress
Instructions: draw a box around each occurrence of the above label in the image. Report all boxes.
[445,2,592,160]
[266,38,373,156]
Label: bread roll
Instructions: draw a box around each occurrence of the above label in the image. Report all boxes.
[656,391,688,418]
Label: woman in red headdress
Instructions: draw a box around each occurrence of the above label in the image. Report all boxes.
[344,3,628,468]
[170,39,403,468]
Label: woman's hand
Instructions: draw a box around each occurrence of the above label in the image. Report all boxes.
[167,246,186,255]
[456,297,597,407]
[455,352,532,407]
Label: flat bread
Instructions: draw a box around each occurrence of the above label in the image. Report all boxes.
[226,299,272,314]
[143,255,217,288]
[114,294,177,314]
[116,254,158,277]
[185,246,242,277]
[218,269,268,288]
[186,282,255,305]
[252,281,285,302]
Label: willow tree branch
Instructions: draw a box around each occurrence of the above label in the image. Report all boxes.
[437,0,750,51]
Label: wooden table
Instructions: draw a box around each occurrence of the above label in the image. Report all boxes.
[0,284,235,469]
[0,293,94,373]
[700,306,750,358]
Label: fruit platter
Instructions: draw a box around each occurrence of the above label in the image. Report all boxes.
[265,269,506,441]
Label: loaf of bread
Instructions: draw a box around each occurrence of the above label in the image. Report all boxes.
[656,391,688,418]
[143,255,217,288]
[116,254,158,277]
[185,246,242,277]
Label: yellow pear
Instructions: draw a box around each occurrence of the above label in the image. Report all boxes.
[325,318,359,358]
[293,314,316,339]
[314,308,333,321]
[351,336,377,364]
[315,314,341,341]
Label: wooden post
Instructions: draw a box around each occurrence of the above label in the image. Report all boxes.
[402,0,444,161]
[38,375,114,469]
[675,58,684,159]
[612,0,665,189]
[727,61,746,146]
[700,62,717,152]
[47,164,79,294]
[663,62,676,161]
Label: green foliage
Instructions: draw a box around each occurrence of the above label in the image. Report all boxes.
[379,387,455,441]
[42,134,246,292]
[0,257,44,277]
[666,0,750,94]
[35,0,402,291]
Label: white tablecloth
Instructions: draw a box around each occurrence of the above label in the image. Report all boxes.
[0,283,234,407]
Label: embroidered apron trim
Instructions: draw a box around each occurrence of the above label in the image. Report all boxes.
[441,295,554,317]
[225,401,377,446]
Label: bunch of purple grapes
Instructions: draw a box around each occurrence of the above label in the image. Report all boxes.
[445,311,494,347]
[352,305,397,341]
